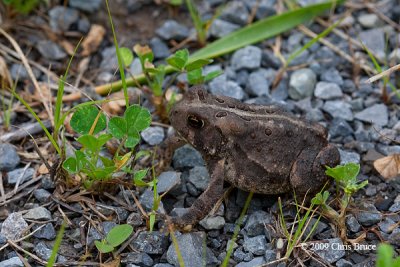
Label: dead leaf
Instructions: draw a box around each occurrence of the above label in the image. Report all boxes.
[81,24,106,56]
[373,154,400,180]
[0,56,12,89]
[38,162,50,174]
[102,90,142,115]
[60,39,75,55]
[100,256,120,267]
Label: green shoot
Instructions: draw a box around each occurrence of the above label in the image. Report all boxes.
[54,37,83,139]
[185,0,207,46]
[221,192,254,267]
[46,221,66,267]
[105,0,131,107]
[362,41,400,99]
[2,0,45,14]
[312,163,367,241]
[95,224,133,254]
[376,243,400,267]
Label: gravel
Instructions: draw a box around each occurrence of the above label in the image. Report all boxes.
[0,144,20,172]
[354,104,389,126]
[288,68,316,100]
[0,212,28,240]
[231,46,262,71]
[166,232,218,266]
[7,167,35,185]
[156,20,189,41]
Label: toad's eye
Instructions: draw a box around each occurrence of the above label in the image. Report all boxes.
[187,115,204,129]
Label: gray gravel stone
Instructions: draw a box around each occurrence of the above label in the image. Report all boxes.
[244,211,273,237]
[0,212,28,240]
[210,19,240,38]
[314,82,343,99]
[329,118,353,138]
[336,258,353,267]
[388,227,400,246]
[220,1,249,25]
[100,47,118,71]
[288,68,316,100]
[231,46,262,71]
[7,167,35,185]
[156,20,189,41]
[32,223,56,240]
[339,149,360,164]
[187,166,210,191]
[33,189,51,203]
[132,231,169,255]
[0,233,6,246]
[49,6,79,31]
[356,202,382,226]
[243,235,268,256]
[156,171,181,194]
[379,217,396,234]
[358,13,382,28]
[246,69,270,97]
[389,48,400,62]
[121,252,154,266]
[236,257,266,267]
[199,216,225,230]
[10,63,41,80]
[389,202,400,212]
[346,214,361,233]
[245,0,276,19]
[69,0,102,12]
[127,212,143,227]
[354,104,388,126]
[139,188,164,212]
[173,144,205,168]
[359,28,385,59]
[150,37,170,59]
[262,50,282,69]
[322,100,353,121]
[166,232,218,266]
[130,58,143,76]
[34,242,54,261]
[36,40,67,60]
[209,75,245,100]
[77,17,90,33]
[0,143,20,171]
[23,207,52,221]
[264,249,277,262]
[320,68,344,86]
[0,257,23,267]
[141,126,164,145]
[233,247,253,262]
[313,238,345,263]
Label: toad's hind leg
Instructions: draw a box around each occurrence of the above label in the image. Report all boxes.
[171,158,225,227]
[290,145,340,198]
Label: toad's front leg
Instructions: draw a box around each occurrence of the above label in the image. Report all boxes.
[171,158,225,227]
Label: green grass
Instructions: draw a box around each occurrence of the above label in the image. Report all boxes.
[221,191,254,267]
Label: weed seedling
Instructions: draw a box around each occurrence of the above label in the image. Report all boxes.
[376,243,400,267]
[95,224,133,256]
[312,163,368,241]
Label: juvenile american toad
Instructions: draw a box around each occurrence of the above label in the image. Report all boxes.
[168,86,340,226]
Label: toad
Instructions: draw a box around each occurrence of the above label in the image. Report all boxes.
[167,86,340,226]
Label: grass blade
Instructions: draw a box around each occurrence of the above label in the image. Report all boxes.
[46,221,66,267]
[94,0,343,95]
[12,91,61,155]
[105,0,129,107]
[54,37,83,138]
[221,191,253,267]
[189,0,343,61]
